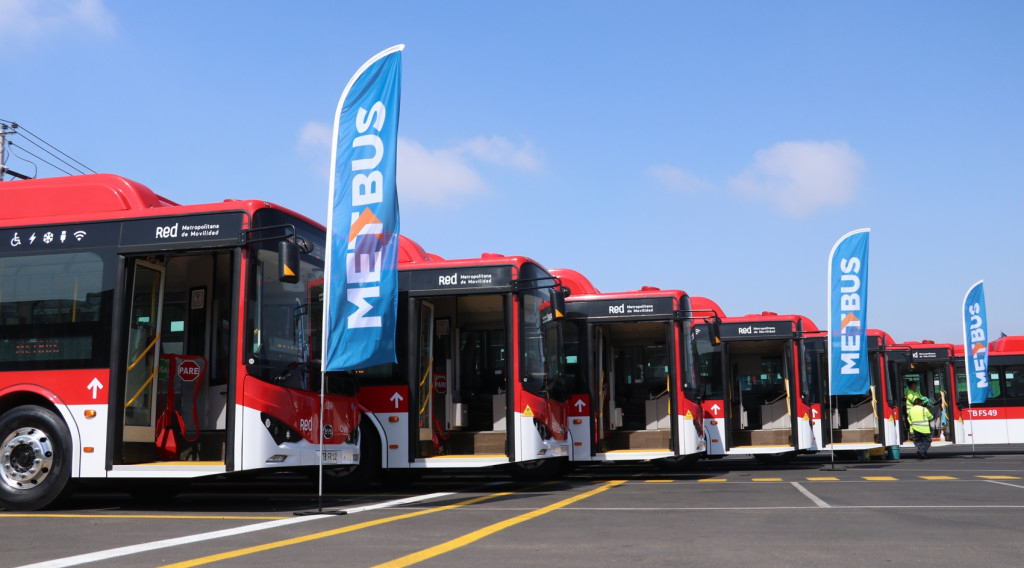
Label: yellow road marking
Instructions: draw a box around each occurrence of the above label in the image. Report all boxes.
[157,491,512,568]
[977,475,1021,480]
[920,476,957,480]
[806,477,839,481]
[374,480,625,568]
[644,479,674,483]
[863,476,898,481]
[752,478,782,482]
[698,478,727,483]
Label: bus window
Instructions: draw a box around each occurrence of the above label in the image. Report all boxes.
[1005,366,1023,401]
[989,368,1003,400]
[692,328,723,400]
[521,286,567,401]
[0,250,114,369]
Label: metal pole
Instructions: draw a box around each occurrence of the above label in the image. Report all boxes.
[1,123,7,179]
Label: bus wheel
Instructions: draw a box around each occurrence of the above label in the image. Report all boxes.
[0,406,75,511]
[125,479,189,504]
[509,457,568,481]
[654,453,701,471]
[753,451,797,465]
[320,420,381,492]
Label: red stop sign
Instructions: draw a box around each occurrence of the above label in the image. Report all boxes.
[178,359,201,381]
[434,375,447,394]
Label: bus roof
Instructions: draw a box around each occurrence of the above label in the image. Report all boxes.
[397,235,434,263]
[549,268,600,296]
[899,340,954,351]
[0,173,321,228]
[0,173,175,221]
[564,287,689,303]
[399,252,544,272]
[990,335,1024,354]
[721,311,818,332]
[953,336,1022,357]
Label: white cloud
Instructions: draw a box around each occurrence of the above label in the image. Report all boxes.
[648,164,713,192]
[296,122,541,206]
[396,138,487,204]
[0,0,116,47]
[457,136,542,172]
[298,121,332,150]
[729,140,864,218]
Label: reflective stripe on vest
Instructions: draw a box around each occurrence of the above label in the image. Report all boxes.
[908,406,931,433]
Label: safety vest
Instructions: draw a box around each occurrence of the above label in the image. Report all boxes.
[908,405,933,435]
[905,388,922,412]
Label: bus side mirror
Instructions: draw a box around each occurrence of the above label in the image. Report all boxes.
[549,288,565,320]
[708,317,722,346]
[279,240,300,283]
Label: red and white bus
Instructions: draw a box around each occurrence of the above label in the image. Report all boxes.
[0,174,360,510]
[802,328,899,453]
[551,268,720,465]
[693,313,824,461]
[338,240,572,482]
[952,335,1024,444]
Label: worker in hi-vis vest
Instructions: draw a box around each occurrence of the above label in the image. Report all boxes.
[904,379,923,415]
[908,397,934,458]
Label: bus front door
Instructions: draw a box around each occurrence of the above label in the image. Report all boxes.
[724,341,794,453]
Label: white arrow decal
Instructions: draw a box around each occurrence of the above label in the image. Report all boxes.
[812,408,819,418]
[390,392,404,409]
[574,399,587,412]
[87,377,103,399]
[710,403,721,415]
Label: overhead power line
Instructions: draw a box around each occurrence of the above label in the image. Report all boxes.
[0,119,96,181]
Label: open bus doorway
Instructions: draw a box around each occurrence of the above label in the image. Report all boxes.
[118,252,231,466]
[893,342,954,444]
[722,340,793,450]
[804,331,883,451]
[413,294,509,459]
[596,321,674,453]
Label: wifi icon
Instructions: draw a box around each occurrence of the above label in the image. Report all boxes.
[73,230,87,241]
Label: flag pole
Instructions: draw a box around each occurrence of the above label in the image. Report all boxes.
[825,232,838,471]
[300,44,405,516]
[962,281,981,458]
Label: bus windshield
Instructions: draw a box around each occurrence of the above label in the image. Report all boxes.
[692,325,723,400]
[246,210,326,392]
[519,273,568,402]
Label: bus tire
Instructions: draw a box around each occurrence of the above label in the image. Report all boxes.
[654,453,701,471]
[753,451,797,465]
[321,419,381,492]
[0,405,76,511]
[509,457,568,481]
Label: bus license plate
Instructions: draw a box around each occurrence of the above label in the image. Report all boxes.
[320,451,339,463]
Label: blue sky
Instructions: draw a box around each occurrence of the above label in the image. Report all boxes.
[3,1,1022,345]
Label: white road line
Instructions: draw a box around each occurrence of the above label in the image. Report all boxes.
[984,479,1024,489]
[16,492,453,568]
[791,481,831,508]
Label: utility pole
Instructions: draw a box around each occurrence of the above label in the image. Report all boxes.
[1,122,7,179]
[0,122,30,180]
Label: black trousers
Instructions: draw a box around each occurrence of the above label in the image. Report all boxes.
[912,430,931,455]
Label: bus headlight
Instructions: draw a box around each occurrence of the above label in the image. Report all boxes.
[260,412,301,445]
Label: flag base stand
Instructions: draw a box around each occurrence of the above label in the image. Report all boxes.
[819,464,846,471]
[294,510,348,516]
